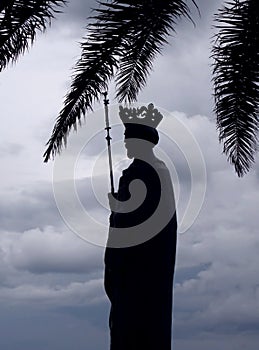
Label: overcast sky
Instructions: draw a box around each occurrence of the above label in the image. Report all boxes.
[1,1,259,349]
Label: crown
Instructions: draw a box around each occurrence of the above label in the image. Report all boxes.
[119,103,163,129]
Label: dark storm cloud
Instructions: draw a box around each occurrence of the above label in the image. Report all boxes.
[0,302,109,350]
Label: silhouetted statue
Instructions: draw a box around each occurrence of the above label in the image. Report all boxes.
[104,104,177,350]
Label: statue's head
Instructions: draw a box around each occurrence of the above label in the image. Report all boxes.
[119,103,163,159]
[123,123,159,159]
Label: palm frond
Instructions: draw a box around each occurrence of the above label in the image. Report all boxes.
[43,0,134,161]
[43,0,198,162]
[115,0,198,102]
[0,0,66,71]
[212,0,259,176]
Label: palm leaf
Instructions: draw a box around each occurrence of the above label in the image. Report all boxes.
[43,0,135,161]
[43,0,198,162]
[0,0,66,71]
[212,0,259,176]
[115,0,198,102]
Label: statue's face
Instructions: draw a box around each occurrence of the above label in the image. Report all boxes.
[124,138,154,159]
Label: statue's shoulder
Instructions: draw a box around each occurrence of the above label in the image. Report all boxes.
[154,158,167,169]
[121,160,135,176]
[121,159,142,171]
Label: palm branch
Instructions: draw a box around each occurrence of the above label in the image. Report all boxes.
[43,0,198,162]
[212,0,259,177]
[0,0,66,71]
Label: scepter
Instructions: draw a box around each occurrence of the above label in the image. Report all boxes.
[103,92,115,195]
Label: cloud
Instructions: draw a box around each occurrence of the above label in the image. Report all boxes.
[55,0,96,27]
[0,278,104,306]
[174,332,259,350]
[0,174,111,232]
[1,226,104,275]
[0,183,61,232]
[174,168,259,338]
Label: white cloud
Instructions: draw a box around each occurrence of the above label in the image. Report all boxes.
[1,226,103,275]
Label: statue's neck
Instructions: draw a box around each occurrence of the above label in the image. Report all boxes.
[134,149,157,162]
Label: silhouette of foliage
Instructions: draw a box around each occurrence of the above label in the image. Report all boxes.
[0,0,66,71]
[212,0,259,176]
[43,0,198,162]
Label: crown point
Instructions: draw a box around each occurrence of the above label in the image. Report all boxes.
[119,103,163,129]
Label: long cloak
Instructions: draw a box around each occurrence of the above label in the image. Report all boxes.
[104,157,177,350]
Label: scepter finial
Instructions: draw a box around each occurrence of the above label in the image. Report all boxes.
[102,91,109,106]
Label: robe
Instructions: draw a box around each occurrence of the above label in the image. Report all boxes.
[104,157,177,350]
